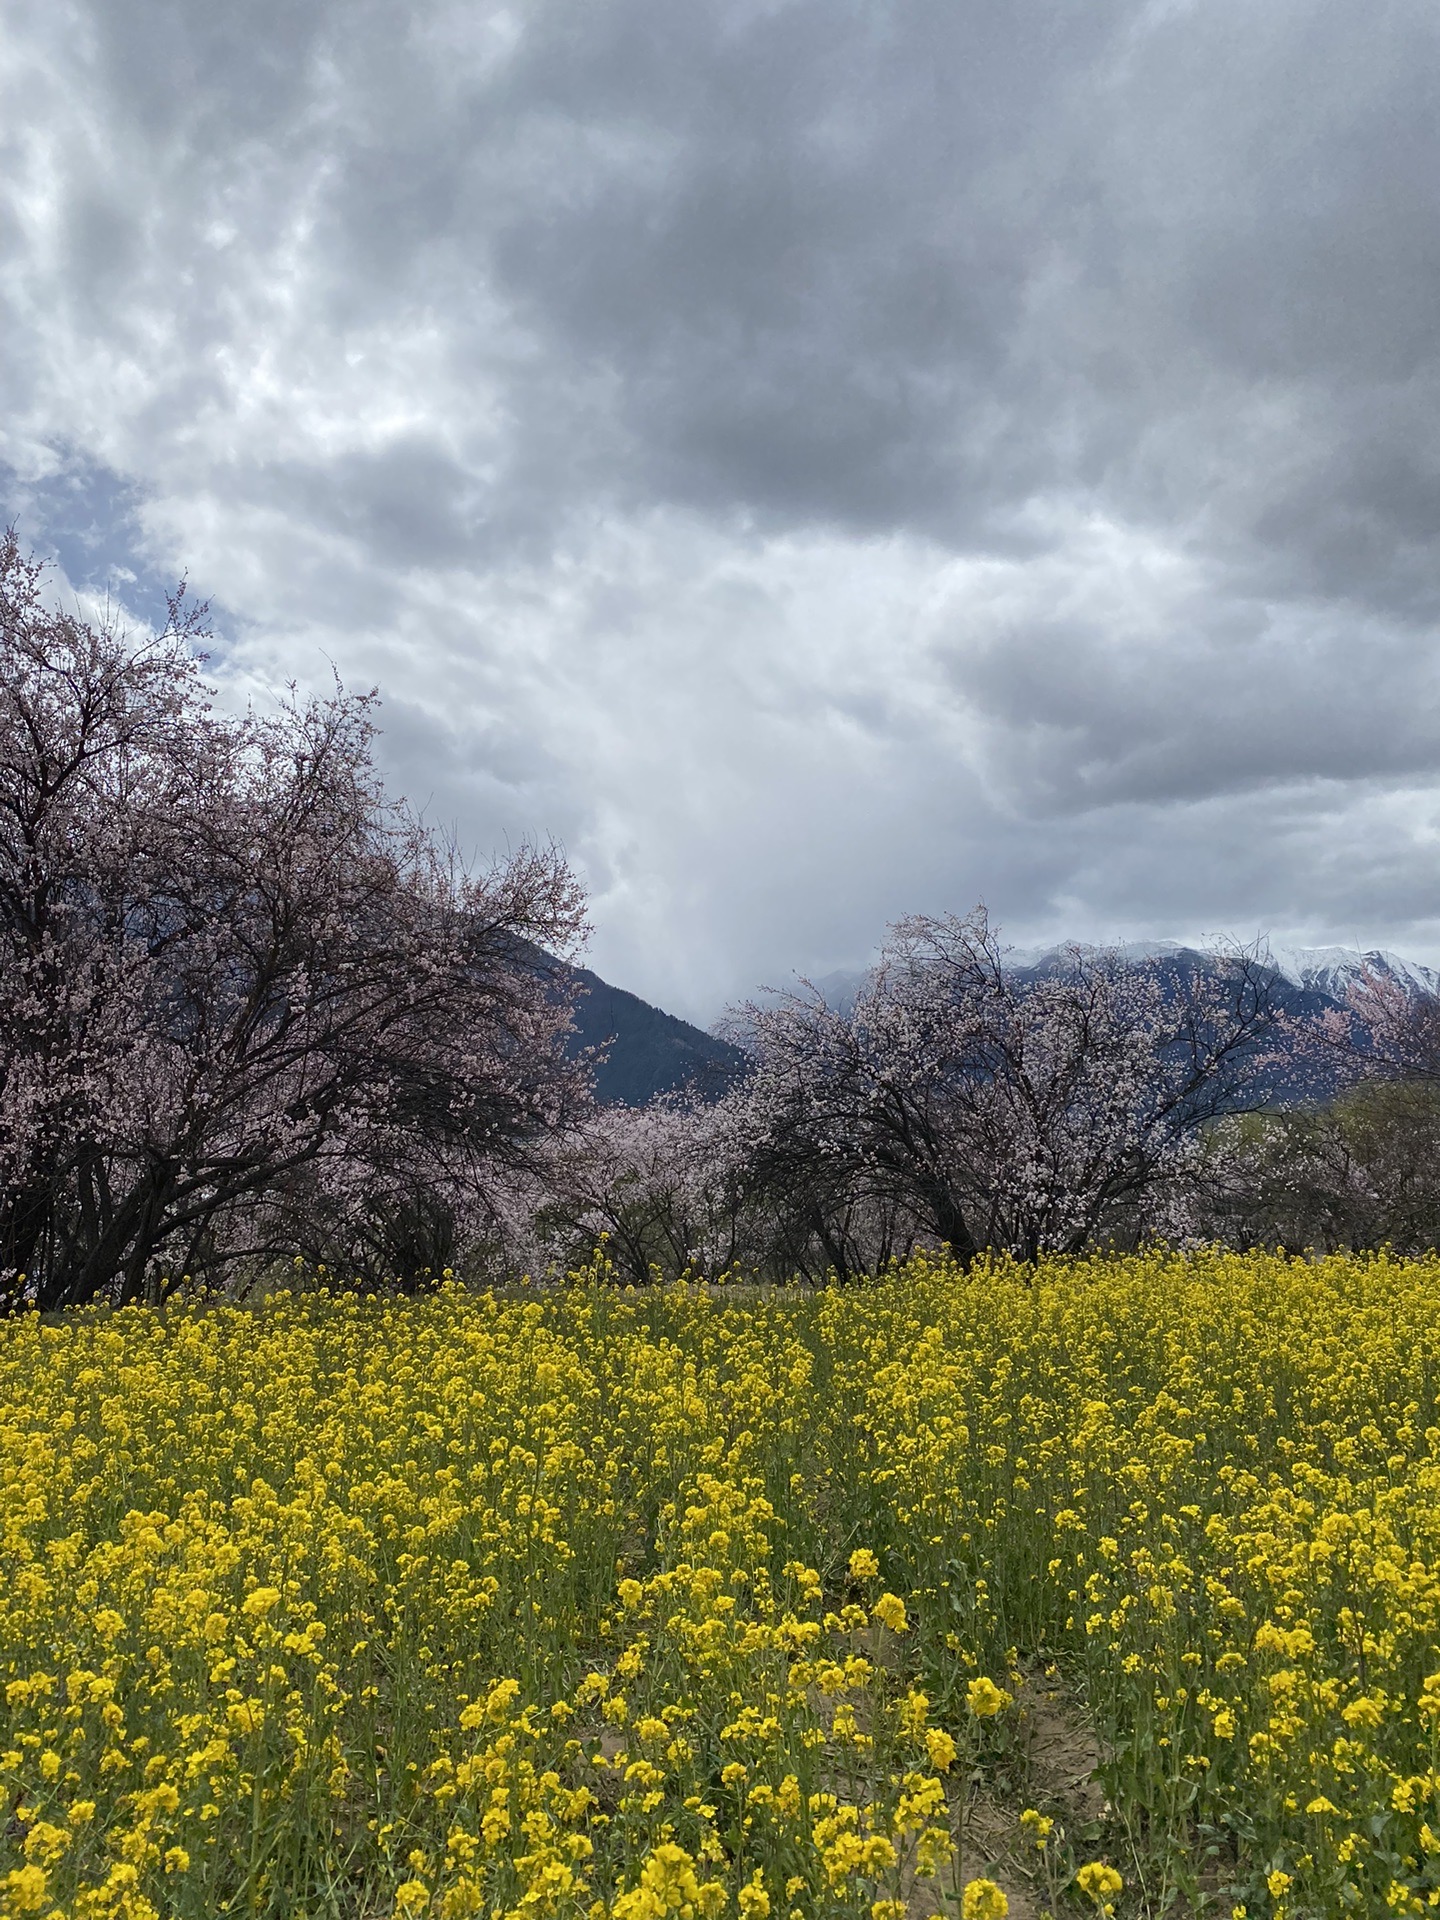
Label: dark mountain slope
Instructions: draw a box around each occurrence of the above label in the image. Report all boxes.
[569,968,745,1106]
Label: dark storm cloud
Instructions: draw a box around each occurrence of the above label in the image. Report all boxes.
[3,0,1440,1016]
[476,0,1109,534]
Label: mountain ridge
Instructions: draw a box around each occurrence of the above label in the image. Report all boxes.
[808,943,1440,1017]
[580,944,1439,1109]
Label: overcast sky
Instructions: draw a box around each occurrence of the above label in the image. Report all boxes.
[4,0,1440,1020]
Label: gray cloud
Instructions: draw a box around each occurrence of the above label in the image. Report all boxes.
[3,0,1440,1018]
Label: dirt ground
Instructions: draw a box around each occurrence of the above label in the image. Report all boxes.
[908,1668,1106,1919]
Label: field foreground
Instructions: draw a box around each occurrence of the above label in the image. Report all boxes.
[4,1253,1440,1919]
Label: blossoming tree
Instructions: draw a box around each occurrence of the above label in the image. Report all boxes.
[0,534,587,1308]
[722,910,1284,1272]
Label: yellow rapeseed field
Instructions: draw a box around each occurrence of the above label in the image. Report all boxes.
[4,1250,1440,1918]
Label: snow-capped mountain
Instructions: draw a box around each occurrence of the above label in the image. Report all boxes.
[805,944,1440,1018]
[1261,946,1440,1002]
[765,942,1440,1109]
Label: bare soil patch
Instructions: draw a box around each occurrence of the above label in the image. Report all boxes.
[908,1668,1106,1919]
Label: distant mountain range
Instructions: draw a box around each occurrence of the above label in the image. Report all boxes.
[575,943,1440,1109]
[1034,942,1440,1003]
[812,943,1440,1019]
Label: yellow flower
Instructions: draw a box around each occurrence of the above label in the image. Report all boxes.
[848,1548,880,1580]
[924,1727,958,1770]
[614,1842,707,1919]
[1076,1861,1124,1905]
[1019,1807,1053,1847]
[961,1878,1009,1920]
[871,1592,908,1633]
[899,1687,929,1732]
[22,1822,68,1867]
[860,1835,897,1873]
[3,1864,50,1915]
[1266,1871,1292,1900]
[738,1870,770,1918]
[966,1676,1013,1719]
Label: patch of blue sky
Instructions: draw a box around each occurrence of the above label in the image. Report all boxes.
[0,452,232,661]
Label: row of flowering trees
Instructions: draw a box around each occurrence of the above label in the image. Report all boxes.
[7,533,1434,1301]
[527,913,1294,1283]
[536,931,1440,1282]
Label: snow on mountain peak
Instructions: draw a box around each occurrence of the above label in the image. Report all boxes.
[1007,940,1440,1001]
[787,942,1440,1018]
[1261,945,1440,998]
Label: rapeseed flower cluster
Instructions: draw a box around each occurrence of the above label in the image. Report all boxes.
[0,1281,957,1918]
[4,1248,1440,1915]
